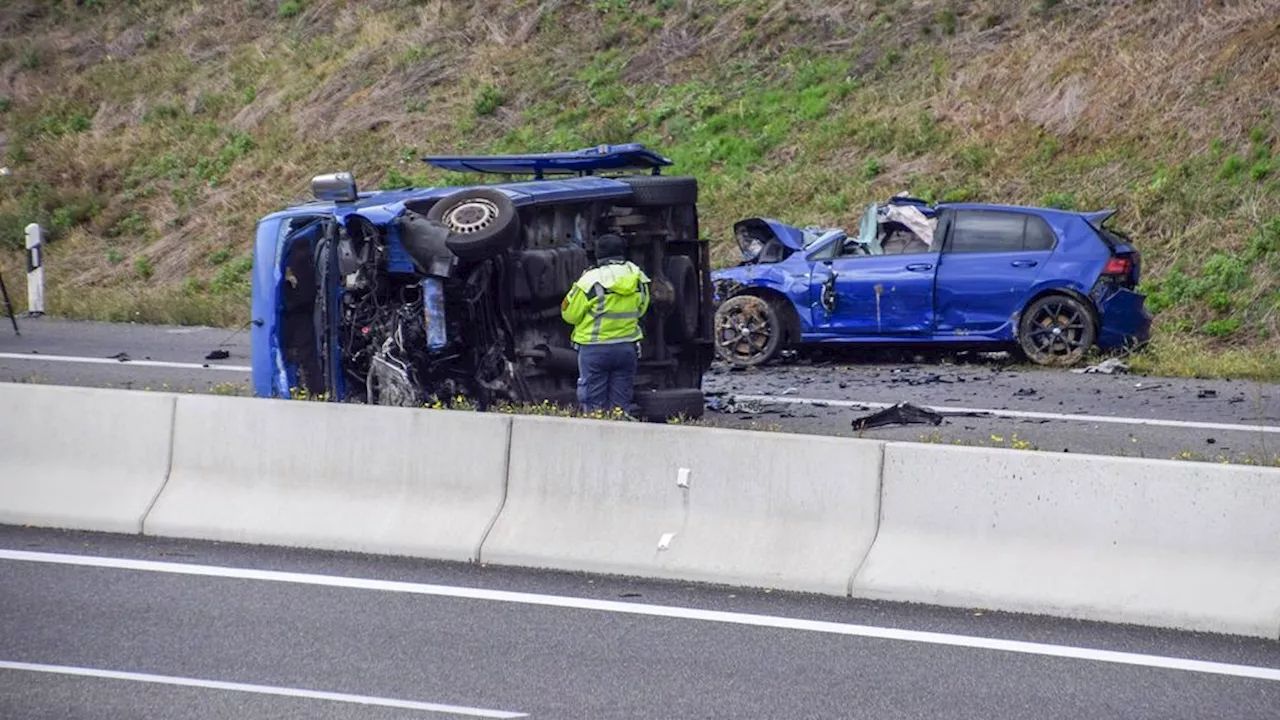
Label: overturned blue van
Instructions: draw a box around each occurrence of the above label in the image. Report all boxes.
[249,144,713,419]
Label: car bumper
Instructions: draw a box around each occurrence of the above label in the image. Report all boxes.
[1095,287,1152,350]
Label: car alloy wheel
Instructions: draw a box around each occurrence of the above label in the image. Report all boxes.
[1019,294,1096,366]
[713,294,783,367]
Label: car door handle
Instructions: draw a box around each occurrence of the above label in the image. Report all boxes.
[906,263,933,272]
[1011,260,1039,268]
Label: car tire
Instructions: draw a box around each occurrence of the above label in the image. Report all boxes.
[664,255,700,342]
[634,388,706,421]
[713,294,785,367]
[427,187,522,261]
[1017,294,1097,367]
[615,175,698,206]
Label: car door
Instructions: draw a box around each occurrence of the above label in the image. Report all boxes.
[811,236,939,336]
[934,209,1056,335]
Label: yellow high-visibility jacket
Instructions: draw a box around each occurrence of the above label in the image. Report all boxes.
[561,260,651,346]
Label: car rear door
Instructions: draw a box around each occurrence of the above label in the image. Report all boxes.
[934,209,1056,335]
[812,238,938,336]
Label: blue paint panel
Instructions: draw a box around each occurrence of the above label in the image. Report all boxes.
[422,143,671,176]
[249,217,284,398]
[935,249,1053,335]
[814,254,938,335]
[1096,287,1153,349]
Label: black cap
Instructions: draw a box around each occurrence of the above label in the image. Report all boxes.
[596,233,627,261]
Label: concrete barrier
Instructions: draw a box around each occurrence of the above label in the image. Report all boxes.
[481,415,884,595]
[852,442,1280,639]
[0,383,174,534]
[144,394,511,562]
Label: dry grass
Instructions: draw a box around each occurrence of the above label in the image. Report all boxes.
[0,0,1277,377]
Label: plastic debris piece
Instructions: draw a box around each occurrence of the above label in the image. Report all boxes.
[851,402,944,431]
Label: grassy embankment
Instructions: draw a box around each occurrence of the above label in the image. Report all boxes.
[0,0,1278,378]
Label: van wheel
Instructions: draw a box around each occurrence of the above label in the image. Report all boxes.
[427,187,522,261]
[1018,294,1096,366]
[714,295,784,367]
[634,388,706,421]
[664,255,700,342]
[615,175,698,206]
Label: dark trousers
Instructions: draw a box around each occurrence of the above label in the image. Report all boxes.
[576,342,638,412]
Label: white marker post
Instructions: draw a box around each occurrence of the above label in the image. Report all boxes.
[24,222,44,316]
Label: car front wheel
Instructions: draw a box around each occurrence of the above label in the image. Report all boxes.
[713,295,785,367]
[1018,294,1096,366]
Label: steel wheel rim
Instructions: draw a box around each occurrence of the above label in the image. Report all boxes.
[444,198,500,234]
[715,299,774,363]
[1026,300,1088,358]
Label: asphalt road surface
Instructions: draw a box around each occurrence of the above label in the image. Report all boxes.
[3,316,1280,464]
[1,526,1277,720]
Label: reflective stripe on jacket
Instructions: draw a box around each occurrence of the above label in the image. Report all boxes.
[561,260,651,345]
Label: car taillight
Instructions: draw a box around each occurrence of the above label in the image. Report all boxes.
[1103,257,1132,276]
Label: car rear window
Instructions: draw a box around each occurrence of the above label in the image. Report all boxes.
[949,211,1057,253]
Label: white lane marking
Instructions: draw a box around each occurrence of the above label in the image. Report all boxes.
[0,661,526,718]
[731,393,1280,435]
[0,352,251,373]
[2,550,1278,683]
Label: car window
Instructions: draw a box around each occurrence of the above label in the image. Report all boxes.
[948,211,1026,253]
[1024,215,1057,251]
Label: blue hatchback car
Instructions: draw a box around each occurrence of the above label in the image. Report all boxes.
[710,196,1151,367]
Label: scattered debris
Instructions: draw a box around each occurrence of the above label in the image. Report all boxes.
[1197,389,1218,399]
[1134,382,1166,391]
[1207,438,1217,445]
[781,387,798,395]
[1013,388,1037,397]
[107,352,130,362]
[205,349,231,360]
[1229,395,1246,404]
[851,402,944,431]
[1071,358,1129,375]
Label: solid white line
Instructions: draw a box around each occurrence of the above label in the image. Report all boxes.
[2,550,1278,683]
[0,661,526,718]
[0,660,524,717]
[0,352,251,373]
[732,393,1280,435]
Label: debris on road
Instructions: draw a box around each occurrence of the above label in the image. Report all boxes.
[1197,389,1218,399]
[1014,387,1037,397]
[1071,358,1129,375]
[851,402,944,431]
[205,349,231,360]
[107,352,130,362]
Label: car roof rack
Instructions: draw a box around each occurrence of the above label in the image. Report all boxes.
[421,143,673,179]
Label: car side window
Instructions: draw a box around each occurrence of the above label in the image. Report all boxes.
[948,210,1055,254]
[1024,215,1057,251]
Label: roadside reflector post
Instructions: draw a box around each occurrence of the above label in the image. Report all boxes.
[24,223,44,317]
